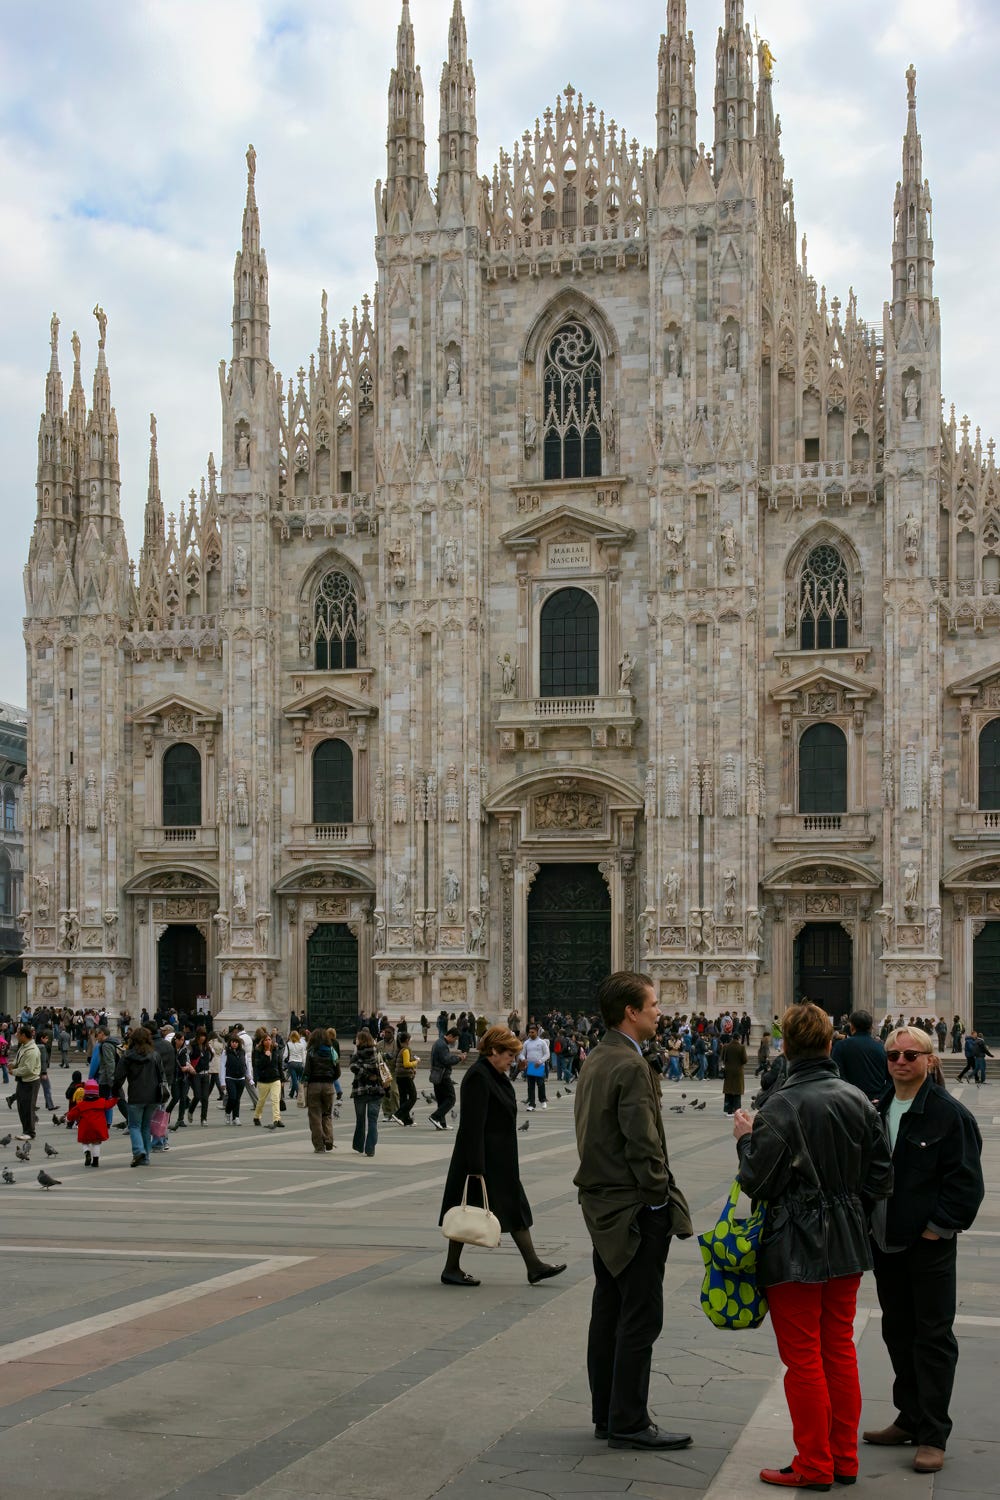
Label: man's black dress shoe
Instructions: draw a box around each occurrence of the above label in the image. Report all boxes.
[594,1426,608,1440]
[608,1425,692,1451]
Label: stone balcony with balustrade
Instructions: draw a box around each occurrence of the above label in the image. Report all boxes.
[951,808,1000,850]
[286,821,374,858]
[495,692,639,752]
[138,825,219,860]
[772,810,875,852]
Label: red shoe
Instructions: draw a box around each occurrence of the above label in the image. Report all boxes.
[760,1468,832,1492]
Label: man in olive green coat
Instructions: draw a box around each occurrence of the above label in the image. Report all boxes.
[574,971,694,1452]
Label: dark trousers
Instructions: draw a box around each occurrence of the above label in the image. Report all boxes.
[188,1073,211,1122]
[225,1078,245,1118]
[587,1207,671,1435]
[396,1074,416,1124]
[430,1077,455,1124]
[15,1079,38,1137]
[872,1237,958,1450]
[526,1073,547,1107]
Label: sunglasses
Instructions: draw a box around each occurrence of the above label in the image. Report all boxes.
[885,1048,926,1063]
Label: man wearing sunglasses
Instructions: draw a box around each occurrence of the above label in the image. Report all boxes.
[866,1026,985,1476]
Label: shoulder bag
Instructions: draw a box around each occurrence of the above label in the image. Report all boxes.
[697,1178,768,1330]
[441,1174,502,1249]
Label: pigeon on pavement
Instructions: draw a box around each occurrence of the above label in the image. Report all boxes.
[15,1143,30,1162]
[519,1120,529,1132]
[0,1133,11,1147]
[1,1168,13,1184]
[37,1169,61,1189]
[44,1141,58,1158]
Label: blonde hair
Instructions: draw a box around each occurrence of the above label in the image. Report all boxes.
[479,1025,522,1056]
[289,1031,301,1043]
[884,1026,933,1054]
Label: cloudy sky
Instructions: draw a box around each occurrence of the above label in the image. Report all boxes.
[0,0,997,709]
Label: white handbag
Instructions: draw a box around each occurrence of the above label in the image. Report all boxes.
[441,1174,502,1248]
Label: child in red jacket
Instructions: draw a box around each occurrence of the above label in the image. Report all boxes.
[66,1079,119,1167]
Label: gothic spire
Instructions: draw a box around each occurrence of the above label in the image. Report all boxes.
[232,143,270,372]
[656,0,698,188]
[386,0,427,217]
[84,304,121,521]
[144,413,164,548]
[437,0,478,214]
[713,0,754,180]
[45,312,63,420]
[891,65,934,331]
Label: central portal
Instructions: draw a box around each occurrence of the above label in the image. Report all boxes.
[306,922,359,1031]
[157,924,207,1017]
[527,863,611,1015]
[793,922,852,1015]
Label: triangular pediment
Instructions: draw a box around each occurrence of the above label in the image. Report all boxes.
[947,662,1000,700]
[131,692,221,727]
[500,504,633,552]
[770,666,875,704]
[281,684,377,721]
[686,152,716,207]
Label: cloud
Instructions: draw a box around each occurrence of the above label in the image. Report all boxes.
[1,0,999,708]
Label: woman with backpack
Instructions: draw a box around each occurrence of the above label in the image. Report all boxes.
[350,1029,387,1157]
[302,1027,339,1153]
[113,1026,167,1166]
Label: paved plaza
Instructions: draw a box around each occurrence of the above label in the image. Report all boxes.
[0,1072,996,1500]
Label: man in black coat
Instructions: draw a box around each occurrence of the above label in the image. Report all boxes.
[428,1027,464,1130]
[831,1009,889,1102]
[866,1026,984,1476]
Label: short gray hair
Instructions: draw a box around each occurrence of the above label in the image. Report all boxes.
[884,1026,933,1054]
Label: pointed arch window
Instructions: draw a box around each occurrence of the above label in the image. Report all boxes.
[543,321,603,480]
[539,587,599,697]
[800,544,849,650]
[314,570,359,671]
[979,719,1000,810]
[162,744,202,827]
[313,739,354,825]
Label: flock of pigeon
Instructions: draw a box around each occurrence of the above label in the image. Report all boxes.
[0,1132,61,1189]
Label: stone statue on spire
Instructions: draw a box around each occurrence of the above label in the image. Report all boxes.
[906,63,916,109]
[246,143,257,182]
[93,303,107,349]
[50,312,59,354]
[72,330,80,367]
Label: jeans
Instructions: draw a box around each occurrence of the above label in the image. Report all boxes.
[695,1055,707,1080]
[767,1275,863,1484]
[668,1055,682,1081]
[974,1058,987,1084]
[287,1063,303,1098]
[226,1078,246,1118]
[40,1076,55,1111]
[587,1206,671,1435]
[127,1102,156,1160]
[872,1237,958,1450]
[353,1095,381,1155]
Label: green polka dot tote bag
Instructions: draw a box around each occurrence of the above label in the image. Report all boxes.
[697,1178,769,1331]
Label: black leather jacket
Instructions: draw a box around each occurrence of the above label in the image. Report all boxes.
[737,1055,893,1286]
[874,1077,984,1247]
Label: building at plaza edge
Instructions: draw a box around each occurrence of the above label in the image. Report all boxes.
[19,1,1000,1036]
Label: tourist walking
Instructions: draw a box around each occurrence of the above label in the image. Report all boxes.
[439,1026,566,1288]
[392,1031,418,1126]
[429,1026,465,1130]
[285,1031,306,1099]
[252,1031,285,1128]
[113,1026,167,1166]
[350,1029,386,1156]
[519,1023,550,1110]
[866,1025,985,1475]
[11,1025,41,1140]
[733,1003,893,1490]
[721,1035,746,1114]
[303,1028,339,1152]
[187,1028,213,1124]
[67,1078,119,1167]
[574,972,694,1453]
[220,1030,249,1124]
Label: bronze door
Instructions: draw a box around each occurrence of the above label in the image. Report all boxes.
[306,922,359,1031]
[793,922,852,1015]
[157,924,207,1015]
[527,863,611,1014]
[973,921,1000,1042]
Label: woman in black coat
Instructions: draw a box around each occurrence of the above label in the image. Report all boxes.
[439,1026,566,1288]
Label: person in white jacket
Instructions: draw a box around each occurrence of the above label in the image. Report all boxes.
[519,1025,551,1111]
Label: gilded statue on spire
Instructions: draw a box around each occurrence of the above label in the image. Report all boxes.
[92,303,107,349]
[760,41,776,80]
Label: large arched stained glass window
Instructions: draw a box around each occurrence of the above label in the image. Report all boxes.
[539,587,599,697]
[313,739,354,825]
[314,571,359,671]
[799,544,849,651]
[543,322,603,481]
[798,723,847,814]
[162,744,202,827]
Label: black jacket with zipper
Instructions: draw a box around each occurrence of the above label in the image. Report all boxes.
[874,1076,984,1247]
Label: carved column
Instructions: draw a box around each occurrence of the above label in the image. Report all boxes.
[770,896,788,1012]
[500,855,514,1011]
[951,895,969,1030]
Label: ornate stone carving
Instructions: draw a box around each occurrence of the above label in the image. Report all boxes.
[373,769,385,821]
[392,764,407,824]
[233,873,248,920]
[234,769,250,826]
[444,763,460,822]
[902,743,920,811]
[60,909,80,951]
[663,869,681,920]
[664,756,680,818]
[722,870,737,920]
[721,755,738,817]
[497,653,517,696]
[902,860,920,914]
[532,789,604,831]
[643,768,656,820]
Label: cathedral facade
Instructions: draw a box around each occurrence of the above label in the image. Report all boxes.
[20,2,1000,1036]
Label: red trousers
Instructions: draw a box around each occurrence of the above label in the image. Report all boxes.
[767,1274,862,1483]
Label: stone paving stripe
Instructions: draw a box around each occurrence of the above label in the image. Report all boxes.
[0,1245,261,1260]
[0,1254,310,1365]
